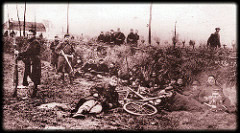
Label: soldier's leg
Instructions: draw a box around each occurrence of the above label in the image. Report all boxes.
[23,63,31,86]
[89,103,103,114]
[31,83,38,98]
[73,100,97,117]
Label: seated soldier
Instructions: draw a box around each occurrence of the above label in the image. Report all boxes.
[175,78,185,94]
[96,59,109,77]
[108,62,118,77]
[198,75,235,113]
[71,76,120,118]
[81,59,98,73]
[182,80,201,101]
[97,31,105,43]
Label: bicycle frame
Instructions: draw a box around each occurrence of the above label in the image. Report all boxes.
[117,86,170,105]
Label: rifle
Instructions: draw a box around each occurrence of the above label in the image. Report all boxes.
[61,50,74,72]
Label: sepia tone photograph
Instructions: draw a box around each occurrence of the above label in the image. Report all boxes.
[2,2,237,130]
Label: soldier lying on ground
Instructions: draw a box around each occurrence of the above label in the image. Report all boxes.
[182,80,201,101]
[155,79,208,112]
[71,76,120,118]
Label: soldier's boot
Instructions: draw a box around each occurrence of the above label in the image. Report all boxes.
[23,76,29,86]
[60,73,66,84]
[12,89,17,97]
[31,84,38,98]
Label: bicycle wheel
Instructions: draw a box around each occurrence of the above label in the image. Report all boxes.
[123,102,158,116]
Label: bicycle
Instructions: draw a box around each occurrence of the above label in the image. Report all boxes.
[116,85,173,116]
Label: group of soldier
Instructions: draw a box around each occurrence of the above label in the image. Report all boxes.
[12,26,235,118]
[97,28,139,46]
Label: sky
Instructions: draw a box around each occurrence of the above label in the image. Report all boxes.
[3,3,237,46]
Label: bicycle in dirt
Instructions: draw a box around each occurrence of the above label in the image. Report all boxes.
[116,85,174,116]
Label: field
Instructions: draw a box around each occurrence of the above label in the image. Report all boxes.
[2,38,237,130]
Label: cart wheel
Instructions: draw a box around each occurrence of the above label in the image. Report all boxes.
[123,102,158,116]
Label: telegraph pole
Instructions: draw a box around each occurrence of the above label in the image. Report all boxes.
[173,21,177,47]
[23,1,26,37]
[148,3,152,45]
[6,4,10,34]
[67,2,69,34]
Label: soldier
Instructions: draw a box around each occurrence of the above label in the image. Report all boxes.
[115,28,125,45]
[71,76,120,118]
[55,34,75,83]
[134,29,139,45]
[97,31,105,43]
[109,29,115,45]
[50,35,60,68]
[108,62,118,77]
[189,40,195,49]
[198,75,232,110]
[175,78,185,94]
[104,31,110,44]
[207,27,221,50]
[96,59,109,76]
[81,59,98,73]
[15,30,41,97]
[127,29,136,45]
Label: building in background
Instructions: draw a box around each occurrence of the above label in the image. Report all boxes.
[3,19,46,38]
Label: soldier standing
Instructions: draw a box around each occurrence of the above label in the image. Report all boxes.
[104,31,110,44]
[50,36,60,69]
[55,34,75,83]
[134,29,139,45]
[127,29,136,45]
[15,30,41,97]
[115,28,125,45]
[97,31,105,43]
[207,27,221,50]
[109,29,115,45]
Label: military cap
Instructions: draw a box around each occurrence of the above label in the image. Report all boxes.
[215,27,221,30]
[64,34,70,38]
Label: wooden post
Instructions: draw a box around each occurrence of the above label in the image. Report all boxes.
[67,2,69,34]
[23,1,26,37]
[173,21,177,47]
[148,3,152,45]
[6,4,10,35]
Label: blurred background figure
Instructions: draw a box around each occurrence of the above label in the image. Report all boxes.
[207,27,221,50]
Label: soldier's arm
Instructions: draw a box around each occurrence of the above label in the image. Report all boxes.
[54,43,64,55]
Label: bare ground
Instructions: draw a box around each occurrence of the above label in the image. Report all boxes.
[3,53,237,130]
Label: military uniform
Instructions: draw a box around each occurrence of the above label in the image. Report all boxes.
[55,40,74,74]
[50,40,60,68]
[207,33,221,49]
[134,33,139,44]
[109,33,115,45]
[115,32,125,45]
[71,82,120,117]
[97,34,105,43]
[18,37,41,86]
[127,32,136,44]
[16,37,41,97]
